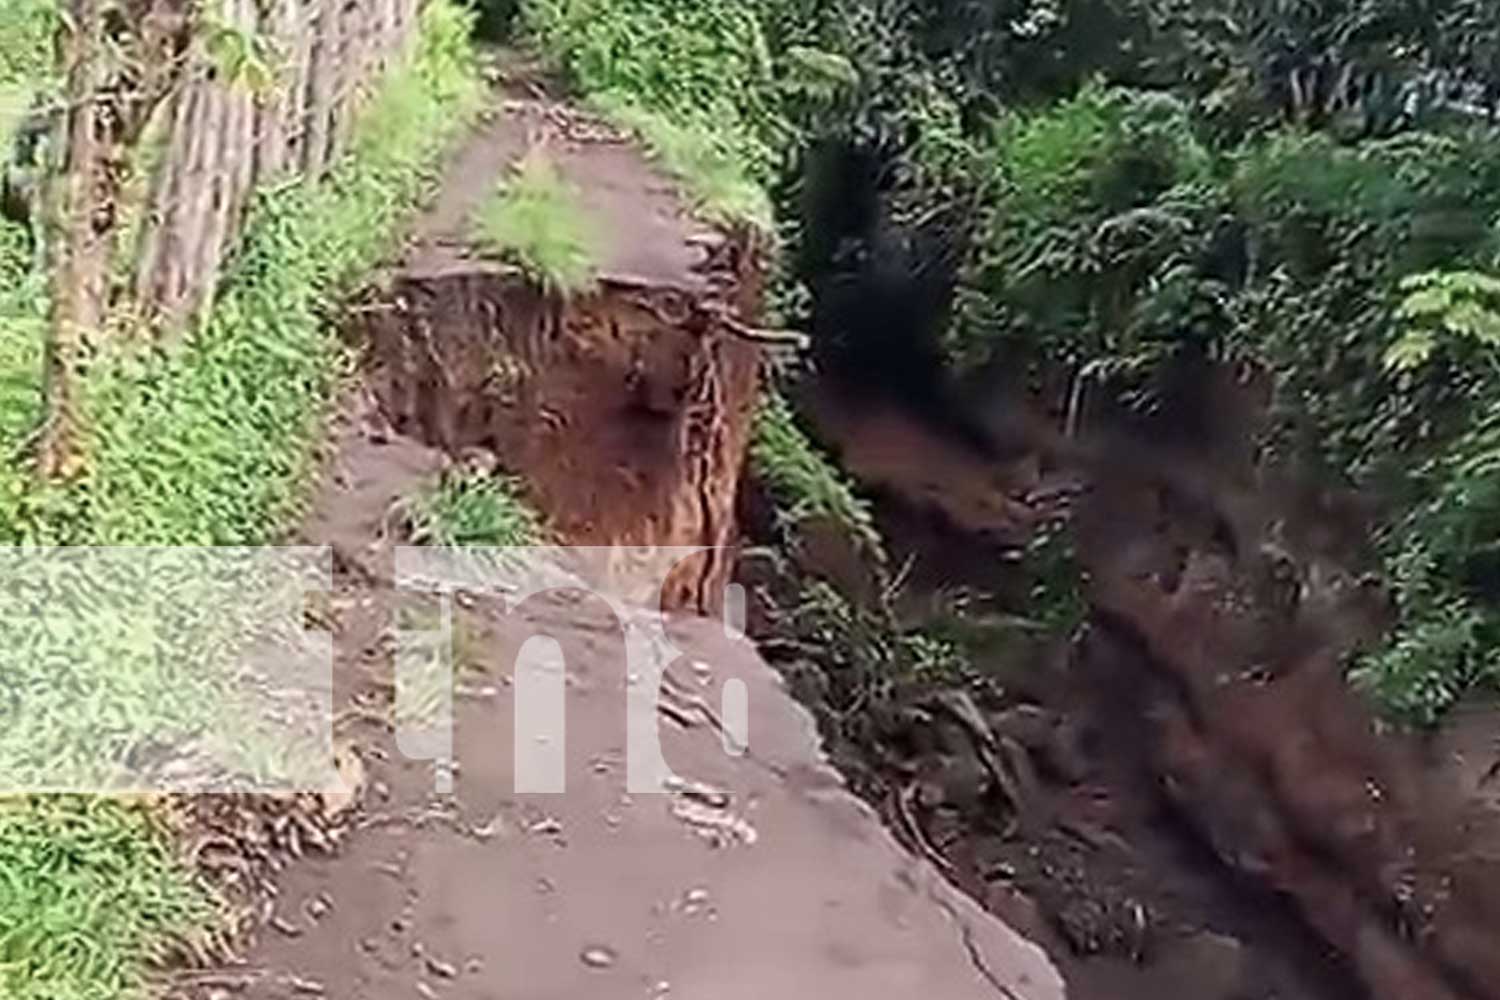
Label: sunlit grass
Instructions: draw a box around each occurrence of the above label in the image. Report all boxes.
[403,467,544,547]
[474,149,601,293]
[591,93,772,229]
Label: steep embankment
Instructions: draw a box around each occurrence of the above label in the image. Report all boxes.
[350,88,762,611]
[166,72,1066,1000]
[762,374,1500,1000]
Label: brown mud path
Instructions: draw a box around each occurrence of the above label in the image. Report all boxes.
[784,377,1500,1000]
[352,71,764,611]
[167,83,1064,1000]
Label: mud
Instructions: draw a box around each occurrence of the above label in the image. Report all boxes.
[350,85,765,612]
[165,390,1063,1000]
[761,376,1500,1000]
[166,78,1072,1000]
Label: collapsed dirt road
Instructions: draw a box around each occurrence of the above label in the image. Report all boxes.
[781,379,1500,1000]
[167,80,1064,1000]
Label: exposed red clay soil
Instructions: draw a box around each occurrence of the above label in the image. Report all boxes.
[773,375,1500,1000]
[351,84,765,612]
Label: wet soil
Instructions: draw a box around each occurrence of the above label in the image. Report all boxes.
[165,79,1066,1000]
[351,76,764,612]
[165,392,1061,1000]
[766,378,1500,1000]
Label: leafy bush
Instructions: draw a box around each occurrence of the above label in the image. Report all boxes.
[1354,591,1498,728]
[1353,404,1500,725]
[475,149,601,292]
[1385,270,1500,372]
[950,85,1220,375]
[750,389,883,559]
[937,62,1500,724]
[521,0,783,178]
[403,468,543,547]
[518,0,824,231]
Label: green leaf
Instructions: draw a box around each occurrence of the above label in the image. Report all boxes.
[1396,285,1455,319]
[1383,329,1437,371]
[1444,300,1500,347]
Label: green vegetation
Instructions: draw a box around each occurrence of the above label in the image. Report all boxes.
[520,0,783,177]
[0,3,482,996]
[0,221,45,453]
[0,548,349,797]
[1385,270,1500,373]
[403,467,544,547]
[0,0,482,544]
[475,149,601,293]
[518,0,1500,725]
[953,89,1500,722]
[517,0,848,229]
[0,797,214,1000]
[0,0,58,146]
[770,579,968,794]
[750,390,882,559]
[6,17,1500,999]
[591,95,773,228]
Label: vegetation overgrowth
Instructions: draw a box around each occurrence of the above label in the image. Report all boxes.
[1,1,481,544]
[749,389,883,560]
[475,149,601,292]
[0,4,482,997]
[511,0,1500,726]
[2,3,1500,992]
[403,467,544,548]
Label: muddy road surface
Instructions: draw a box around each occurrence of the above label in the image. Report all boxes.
[167,76,1064,1000]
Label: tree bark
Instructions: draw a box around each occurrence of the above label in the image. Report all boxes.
[37,0,199,475]
[302,0,336,176]
[37,0,106,479]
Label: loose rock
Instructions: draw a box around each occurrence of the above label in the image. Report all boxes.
[580,944,618,969]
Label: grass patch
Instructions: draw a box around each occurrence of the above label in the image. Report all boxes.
[0,0,57,93]
[474,149,601,293]
[0,3,482,997]
[592,94,772,229]
[750,390,883,559]
[0,797,215,1000]
[0,220,45,454]
[403,467,544,547]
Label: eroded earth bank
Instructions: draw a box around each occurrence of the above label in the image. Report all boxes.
[175,73,1500,1000]
[167,78,1063,1000]
[756,368,1500,1000]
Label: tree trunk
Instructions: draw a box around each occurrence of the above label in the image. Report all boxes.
[302,0,336,176]
[37,0,199,475]
[36,0,106,479]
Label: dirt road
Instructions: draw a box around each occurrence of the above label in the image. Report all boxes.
[168,78,1065,1000]
[179,406,1061,1000]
